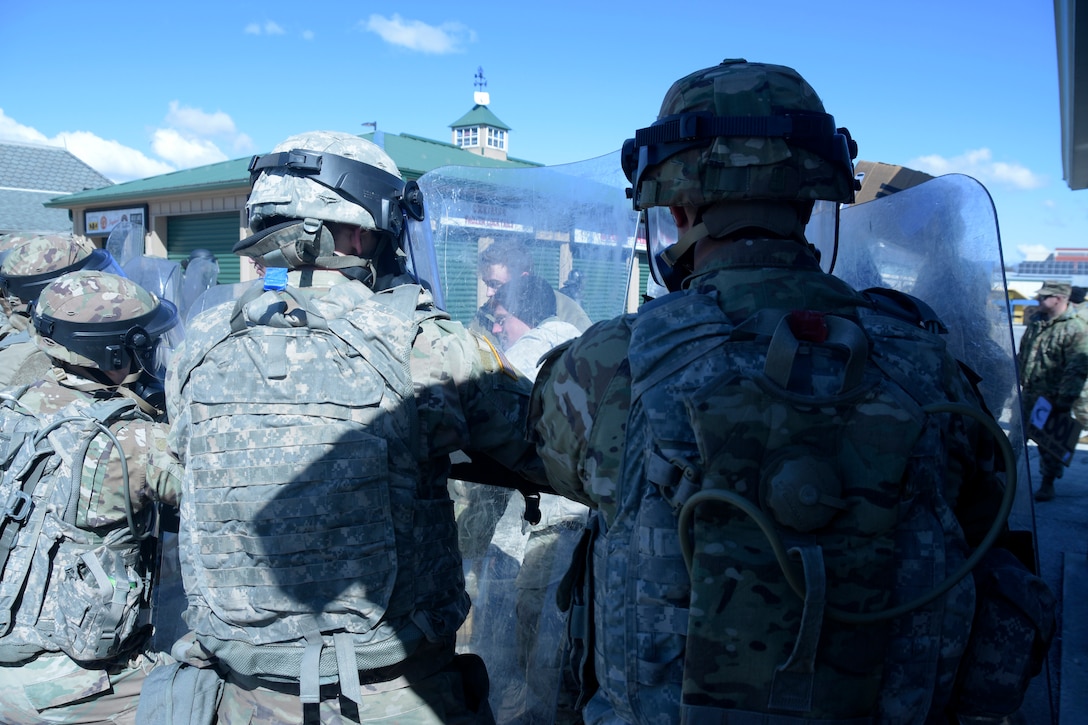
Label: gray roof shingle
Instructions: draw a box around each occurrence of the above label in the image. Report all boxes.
[1,141,113,233]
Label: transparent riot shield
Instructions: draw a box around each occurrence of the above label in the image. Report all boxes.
[808,174,1031,532]
[179,253,221,321]
[105,221,143,268]
[413,151,637,723]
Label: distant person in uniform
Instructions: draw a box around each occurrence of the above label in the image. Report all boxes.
[1018,279,1088,500]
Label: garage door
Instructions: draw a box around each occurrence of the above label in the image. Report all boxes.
[167,213,243,283]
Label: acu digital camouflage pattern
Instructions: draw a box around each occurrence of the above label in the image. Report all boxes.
[247,131,402,232]
[530,239,1013,723]
[633,60,856,210]
[165,274,544,718]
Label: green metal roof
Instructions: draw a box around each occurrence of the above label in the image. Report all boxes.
[449,105,511,132]
[44,157,250,208]
[44,131,538,209]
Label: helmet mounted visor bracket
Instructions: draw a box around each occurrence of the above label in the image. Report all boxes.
[32,297,179,376]
[248,149,425,240]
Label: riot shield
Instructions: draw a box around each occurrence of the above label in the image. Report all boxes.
[414,152,637,723]
[808,174,1030,529]
[179,254,221,321]
[104,220,143,268]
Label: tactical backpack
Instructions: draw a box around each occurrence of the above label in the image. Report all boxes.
[171,281,463,706]
[0,388,153,664]
[575,288,1032,724]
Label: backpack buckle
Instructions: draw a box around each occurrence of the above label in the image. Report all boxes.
[2,490,32,524]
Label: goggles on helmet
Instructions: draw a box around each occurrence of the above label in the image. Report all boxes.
[248,149,425,237]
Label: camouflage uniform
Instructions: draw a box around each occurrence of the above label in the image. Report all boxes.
[527,60,1021,724]
[167,268,545,724]
[1017,299,1088,489]
[0,234,118,388]
[160,131,548,725]
[0,273,183,725]
[529,240,1012,723]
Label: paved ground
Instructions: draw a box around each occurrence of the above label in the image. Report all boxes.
[1016,438,1088,725]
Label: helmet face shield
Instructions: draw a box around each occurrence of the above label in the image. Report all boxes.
[248,149,424,239]
[34,297,178,376]
[641,208,683,291]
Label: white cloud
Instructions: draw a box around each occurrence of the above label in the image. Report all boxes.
[302,30,315,41]
[60,131,176,181]
[0,105,257,183]
[166,101,237,137]
[0,108,50,145]
[151,129,229,168]
[363,14,475,54]
[245,20,285,35]
[152,102,254,167]
[908,148,1046,190]
[0,109,173,182]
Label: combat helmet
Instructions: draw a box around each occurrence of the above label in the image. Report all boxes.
[621,60,859,286]
[238,131,425,284]
[0,233,119,308]
[31,270,178,379]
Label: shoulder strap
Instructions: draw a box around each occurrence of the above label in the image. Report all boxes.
[862,286,948,334]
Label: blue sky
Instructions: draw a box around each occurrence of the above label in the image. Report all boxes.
[0,1,1073,265]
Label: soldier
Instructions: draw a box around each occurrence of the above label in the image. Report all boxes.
[0,270,182,724]
[528,60,1045,723]
[1018,279,1088,501]
[152,130,548,724]
[0,233,121,388]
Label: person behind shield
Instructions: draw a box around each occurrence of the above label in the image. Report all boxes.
[472,239,591,346]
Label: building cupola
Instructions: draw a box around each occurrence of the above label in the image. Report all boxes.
[450,67,511,161]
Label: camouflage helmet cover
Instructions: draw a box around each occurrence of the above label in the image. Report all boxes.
[247,130,404,233]
[0,233,112,304]
[624,59,857,210]
[32,270,178,371]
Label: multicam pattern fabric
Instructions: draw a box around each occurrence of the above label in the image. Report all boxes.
[0,234,94,280]
[529,238,1011,724]
[32,271,165,369]
[0,370,181,718]
[634,60,856,210]
[164,274,546,718]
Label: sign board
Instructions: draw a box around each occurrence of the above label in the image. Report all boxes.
[84,206,147,236]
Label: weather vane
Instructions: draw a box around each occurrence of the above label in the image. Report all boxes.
[474,67,490,106]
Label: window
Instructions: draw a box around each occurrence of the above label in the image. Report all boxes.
[487,127,506,150]
[456,127,479,147]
